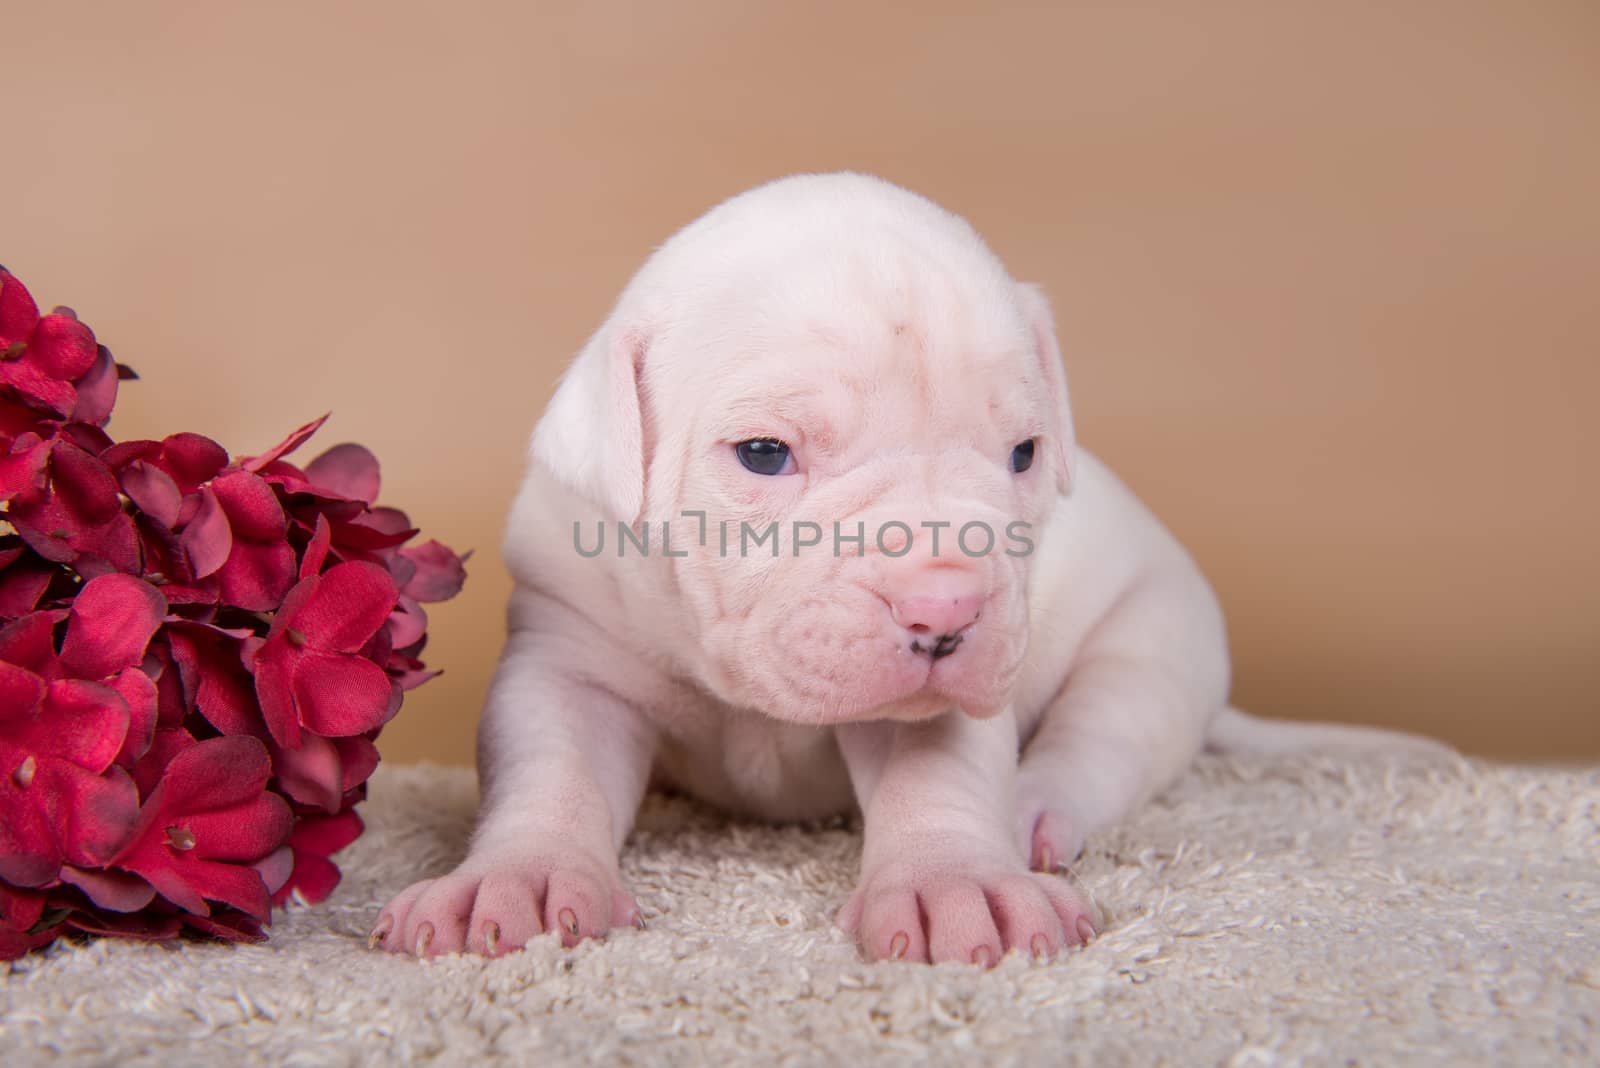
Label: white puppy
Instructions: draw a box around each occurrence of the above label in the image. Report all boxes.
[374,173,1443,964]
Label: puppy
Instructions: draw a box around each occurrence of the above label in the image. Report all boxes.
[373,173,1443,964]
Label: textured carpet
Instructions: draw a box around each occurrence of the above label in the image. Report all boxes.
[3,755,1597,1066]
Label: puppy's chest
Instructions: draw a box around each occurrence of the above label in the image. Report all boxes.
[647,694,857,821]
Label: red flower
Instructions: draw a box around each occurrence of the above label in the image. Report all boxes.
[7,439,141,577]
[0,264,466,958]
[108,736,293,922]
[0,669,141,889]
[0,573,166,889]
[0,270,101,419]
[185,470,299,611]
[247,561,400,749]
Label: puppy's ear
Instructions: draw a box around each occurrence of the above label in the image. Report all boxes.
[530,321,648,521]
[1015,283,1078,495]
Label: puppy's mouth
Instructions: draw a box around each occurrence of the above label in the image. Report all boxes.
[826,638,1012,723]
[907,628,966,661]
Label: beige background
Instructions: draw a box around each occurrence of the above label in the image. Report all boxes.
[3,2,1595,762]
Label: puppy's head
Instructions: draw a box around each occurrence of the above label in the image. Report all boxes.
[534,174,1075,724]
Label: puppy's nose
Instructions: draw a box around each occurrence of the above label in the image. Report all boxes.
[891,594,983,639]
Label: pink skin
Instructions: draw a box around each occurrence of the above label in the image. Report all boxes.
[371,175,1162,963]
[373,174,1432,963]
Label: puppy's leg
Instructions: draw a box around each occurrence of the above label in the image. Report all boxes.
[373,623,656,958]
[1015,574,1227,869]
[835,709,1097,965]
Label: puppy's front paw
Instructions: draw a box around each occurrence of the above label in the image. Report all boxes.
[370,850,640,958]
[837,856,1097,966]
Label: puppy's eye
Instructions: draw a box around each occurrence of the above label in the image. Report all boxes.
[735,438,795,476]
[1010,439,1036,474]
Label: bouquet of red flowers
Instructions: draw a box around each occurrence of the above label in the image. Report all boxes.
[0,265,466,959]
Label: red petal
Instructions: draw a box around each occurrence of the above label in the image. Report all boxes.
[240,413,329,472]
[216,538,296,612]
[303,443,381,504]
[271,732,344,813]
[253,844,294,894]
[0,365,75,416]
[298,512,332,579]
[158,433,229,492]
[289,561,397,653]
[292,652,395,737]
[0,660,45,711]
[68,345,120,426]
[184,792,294,861]
[211,470,288,540]
[146,734,272,815]
[59,422,113,455]
[0,769,60,886]
[0,612,58,675]
[58,573,167,680]
[389,661,441,691]
[180,487,233,578]
[0,882,46,930]
[46,439,120,521]
[336,735,380,792]
[289,804,364,857]
[59,864,157,912]
[130,727,195,798]
[181,859,275,921]
[359,506,412,535]
[328,514,419,551]
[157,583,220,607]
[35,679,131,773]
[28,312,99,380]
[274,848,341,906]
[249,639,301,748]
[0,551,54,618]
[398,539,468,602]
[109,668,158,767]
[384,595,427,650]
[150,642,195,730]
[132,854,274,920]
[65,909,181,941]
[183,906,266,942]
[37,760,142,868]
[165,627,262,738]
[119,459,182,527]
[0,268,40,343]
[99,438,160,470]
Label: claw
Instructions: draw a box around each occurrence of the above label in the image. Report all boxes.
[1031,933,1052,959]
[367,916,393,950]
[558,908,579,936]
[415,921,434,957]
[888,931,909,961]
[971,945,994,968]
[1075,916,1097,944]
[483,921,500,956]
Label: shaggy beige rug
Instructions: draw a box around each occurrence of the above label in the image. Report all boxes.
[2,756,1596,1065]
